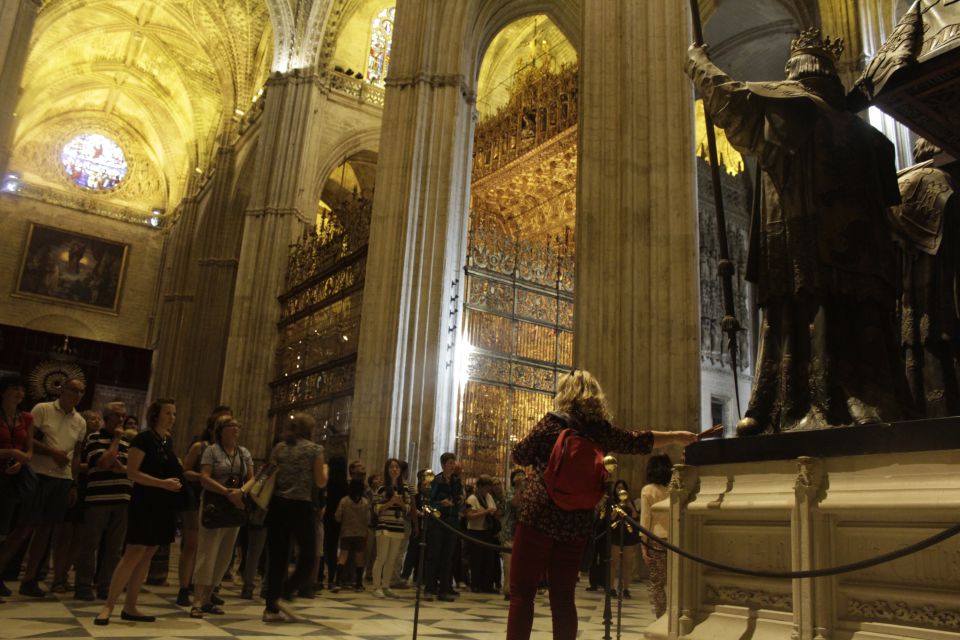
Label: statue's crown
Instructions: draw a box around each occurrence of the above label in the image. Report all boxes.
[789,28,844,63]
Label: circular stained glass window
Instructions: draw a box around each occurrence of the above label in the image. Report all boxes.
[60,133,127,191]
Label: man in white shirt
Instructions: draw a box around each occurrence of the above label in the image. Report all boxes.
[0,378,86,599]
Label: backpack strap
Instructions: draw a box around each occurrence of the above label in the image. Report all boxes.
[547,411,585,433]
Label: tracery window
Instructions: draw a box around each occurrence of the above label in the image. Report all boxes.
[366,6,395,87]
[61,134,127,191]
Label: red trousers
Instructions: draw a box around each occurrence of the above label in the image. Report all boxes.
[506,522,588,640]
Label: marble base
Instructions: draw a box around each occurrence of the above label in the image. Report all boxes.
[645,422,960,640]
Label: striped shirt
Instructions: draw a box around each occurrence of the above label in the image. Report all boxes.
[374,485,411,533]
[84,429,132,504]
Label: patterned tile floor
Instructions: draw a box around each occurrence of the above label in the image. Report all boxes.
[0,578,657,639]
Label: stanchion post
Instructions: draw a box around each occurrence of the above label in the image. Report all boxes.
[412,471,436,640]
[614,501,627,640]
[601,455,618,640]
[601,487,614,640]
[411,513,429,640]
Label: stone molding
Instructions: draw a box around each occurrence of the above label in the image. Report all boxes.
[197,258,239,268]
[847,599,960,631]
[162,294,194,302]
[244,207,303,219]
[384,72,476,103]
[707,584,793,611]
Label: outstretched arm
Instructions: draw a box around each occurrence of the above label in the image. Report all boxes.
[685,45,767,158]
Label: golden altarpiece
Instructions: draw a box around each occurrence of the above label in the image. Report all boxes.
[456,61,578,481]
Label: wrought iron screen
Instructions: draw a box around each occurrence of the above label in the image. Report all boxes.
[271,194,371,457]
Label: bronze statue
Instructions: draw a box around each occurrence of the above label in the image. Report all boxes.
[890,138,959,417]
[686,29,912,436]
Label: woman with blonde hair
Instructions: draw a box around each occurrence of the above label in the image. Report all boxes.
[506,369,697,640]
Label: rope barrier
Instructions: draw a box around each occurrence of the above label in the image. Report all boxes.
[421,505,960,580]
[423,509,513,553]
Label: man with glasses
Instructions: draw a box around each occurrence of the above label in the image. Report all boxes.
[73,401,131,601]
[0,378,87,599]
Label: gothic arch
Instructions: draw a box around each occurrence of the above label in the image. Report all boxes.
[264,0,297,71]
[466,0,581,86]
[310,127,381,205]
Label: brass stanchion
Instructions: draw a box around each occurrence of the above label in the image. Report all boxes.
[601,455,618,640]
[411,469,435,640]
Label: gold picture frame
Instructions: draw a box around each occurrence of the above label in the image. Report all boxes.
[14,223,129,314]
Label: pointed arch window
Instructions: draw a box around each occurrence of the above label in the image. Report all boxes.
[366,6,395,87]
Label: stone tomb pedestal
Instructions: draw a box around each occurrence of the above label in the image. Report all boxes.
[645,420,960,640]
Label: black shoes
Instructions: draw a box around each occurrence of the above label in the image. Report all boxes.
[437,593,456,602]
[121,611,156,622]
[209,592,225,606]
[240,586,254,599]
[74,589,96,602]
[19,581,46,598]
[175,587,191,606]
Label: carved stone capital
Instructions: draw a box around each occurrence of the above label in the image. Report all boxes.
[384,72,476,104]
[669,464,700,505]
[794,456,826,503]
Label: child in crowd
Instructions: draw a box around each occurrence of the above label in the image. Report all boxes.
[332,478,370,592]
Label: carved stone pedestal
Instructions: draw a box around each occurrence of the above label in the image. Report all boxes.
[645,420,960,640]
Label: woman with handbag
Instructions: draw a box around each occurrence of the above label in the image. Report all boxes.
[506,369,698,640]
[96,398,183,626]
[190,415,253,618]
[0,374,34,559]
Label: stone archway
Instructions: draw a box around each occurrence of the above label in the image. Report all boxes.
[350,0,699,475]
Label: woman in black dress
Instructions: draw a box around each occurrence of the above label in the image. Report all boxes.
[95,399,183,625]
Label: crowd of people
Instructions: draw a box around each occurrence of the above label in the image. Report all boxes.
[0,369,696,638]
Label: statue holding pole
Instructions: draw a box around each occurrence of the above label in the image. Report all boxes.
[685,27,913,436]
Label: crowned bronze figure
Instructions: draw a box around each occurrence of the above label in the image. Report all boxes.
[686,29,913,436]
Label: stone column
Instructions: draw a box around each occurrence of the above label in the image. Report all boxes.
[668,464,700,639]
[793,456,829,640]
[351,1,474,471]
[167,135,241,450]
[151,178,202,442]
[220,70,323,459]
[817,0,864,88]
[578,0,700,484]
[0,0,39,177]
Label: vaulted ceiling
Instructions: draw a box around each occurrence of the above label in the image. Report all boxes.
[10,0,273,218]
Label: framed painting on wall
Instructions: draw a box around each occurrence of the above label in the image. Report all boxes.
[14,223,128,313]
